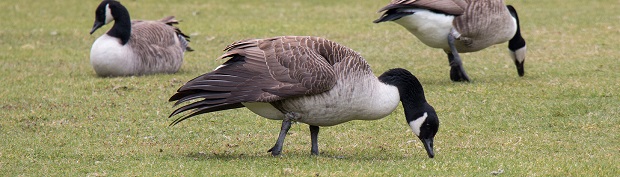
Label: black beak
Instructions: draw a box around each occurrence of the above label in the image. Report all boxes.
[421,138,434,158]
[90,21,104,35]
[515,59,525,77]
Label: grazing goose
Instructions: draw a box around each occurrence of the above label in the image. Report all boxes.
[169,36,439,158]
[89,0,192,77]
[374,0,527,82]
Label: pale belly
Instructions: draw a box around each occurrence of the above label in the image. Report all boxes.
[394,10,454,50]
[242,81,401,126]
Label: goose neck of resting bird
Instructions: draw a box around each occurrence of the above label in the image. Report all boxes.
[107,3,132,45]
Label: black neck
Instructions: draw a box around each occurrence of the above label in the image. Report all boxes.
[507,5,526,51]
[107,1,131,45]
[378,68,427,107]
[378,68,431,126]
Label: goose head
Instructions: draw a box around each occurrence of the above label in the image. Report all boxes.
[90,0,129,35]
[378,68,439,158]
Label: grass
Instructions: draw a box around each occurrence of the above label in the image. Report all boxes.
[1,0,619,176]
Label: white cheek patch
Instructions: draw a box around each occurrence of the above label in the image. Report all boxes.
[510,46,527,63]
[409,112,428,136]
[104,4,114,24]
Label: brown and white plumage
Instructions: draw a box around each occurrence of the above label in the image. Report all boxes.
[375,0,527,82]
[169,36,439,158]
[89,0,191,77]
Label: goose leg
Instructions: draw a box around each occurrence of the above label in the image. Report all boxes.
[268,113,298,156]
[268,119,291,156]
[447,29,471,82]
[310,125,320,155]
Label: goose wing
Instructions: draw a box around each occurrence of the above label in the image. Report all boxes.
[169,36,338,125]
[452,0,513,41]
[131,16,192,52]
[128,20,186,73]
[377,0,468,15]
[156,16,193,52]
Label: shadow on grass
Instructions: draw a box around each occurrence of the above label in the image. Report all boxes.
[183,149,414,161]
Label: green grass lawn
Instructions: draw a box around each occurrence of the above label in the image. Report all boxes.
[1,0,619,176]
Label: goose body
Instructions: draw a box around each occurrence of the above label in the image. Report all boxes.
[242,76,401,126]
[89,0,191,77]
[374,0,527,82]
[169,36,439,158]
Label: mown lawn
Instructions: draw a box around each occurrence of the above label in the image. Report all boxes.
[1,0,618,176]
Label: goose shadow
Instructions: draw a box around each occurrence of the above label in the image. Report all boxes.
[182,149,425,161]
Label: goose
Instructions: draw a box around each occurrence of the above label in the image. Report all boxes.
[169,36,439,158]
[89,0,192,77]
[374,0,527,82]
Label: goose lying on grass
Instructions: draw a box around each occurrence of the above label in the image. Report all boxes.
[89,0,192,77]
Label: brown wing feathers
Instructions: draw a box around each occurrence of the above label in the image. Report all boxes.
[169,36,339,125]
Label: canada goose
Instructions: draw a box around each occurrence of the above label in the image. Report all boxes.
[89,0,192,77]
[374,0,527,82]
[169,36,439,158]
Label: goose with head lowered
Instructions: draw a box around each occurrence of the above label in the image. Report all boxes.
[374,0,527,82]
[89,0,192,77]
[169,36,439,158]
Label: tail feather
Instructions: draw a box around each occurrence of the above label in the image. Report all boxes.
[170,103,244,126]
[158,16,178,24]
[168,91,249,126]
[168,63,256,125]
[159,16,193,52]
[172,92,232,107]
[170,98,228,117]
[374,9,414,23]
